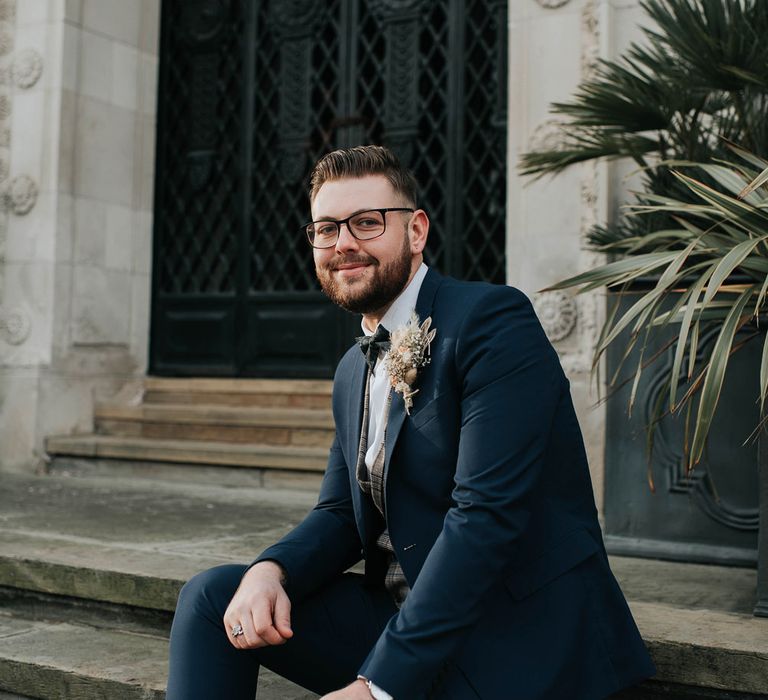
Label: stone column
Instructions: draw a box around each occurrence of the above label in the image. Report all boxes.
[0,0,160,472]
[505,0,646,514]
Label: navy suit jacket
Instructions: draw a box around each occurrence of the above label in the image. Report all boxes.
[257,269,655,699]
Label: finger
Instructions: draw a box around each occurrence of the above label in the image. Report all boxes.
[250,603,286,646]
[223,612,239,648]
[234,612,267,648]
[225,620,247,649]
[231,620,269,650]
[225,605,275,649]
[273,591,293,639]
[251,617,285,645]
[224,609,262,650]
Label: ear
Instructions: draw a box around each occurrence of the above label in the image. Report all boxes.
[408,209,429,255]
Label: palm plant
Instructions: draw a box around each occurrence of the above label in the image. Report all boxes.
[520,0,768,249]
[547,150,768,470]
[519,0,768,469]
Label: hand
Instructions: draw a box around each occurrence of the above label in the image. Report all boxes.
[223,561,293,650]
[320,679,372,699]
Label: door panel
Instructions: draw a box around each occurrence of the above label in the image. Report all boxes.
[151,0,508,377]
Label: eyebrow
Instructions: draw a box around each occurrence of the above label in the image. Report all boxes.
[312,207,387,221]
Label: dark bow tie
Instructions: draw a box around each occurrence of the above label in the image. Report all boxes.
[356,325,391,372]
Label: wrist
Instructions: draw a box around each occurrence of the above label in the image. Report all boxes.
[250,560,286,586]
[355,678,373,698]
[356,676,392,700]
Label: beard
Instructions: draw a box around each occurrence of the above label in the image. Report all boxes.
[315,232,412,315]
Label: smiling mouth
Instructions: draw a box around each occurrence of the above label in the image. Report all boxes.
[333,264,372,280]
[328,257,377,273]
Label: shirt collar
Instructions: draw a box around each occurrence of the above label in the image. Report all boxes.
[361,263,429,337]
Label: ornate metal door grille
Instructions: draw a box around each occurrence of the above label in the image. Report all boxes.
[151,0,508,377]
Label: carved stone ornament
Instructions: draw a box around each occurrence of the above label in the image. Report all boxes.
[7,174,38,215]
[0,22,12,56]
[0,305,31,345]
[0,2,14,23]
[581,0,600,77]
[533,290,578,342]
[528,119,566,153]
[535,0,572,8]
[12,48,43,89]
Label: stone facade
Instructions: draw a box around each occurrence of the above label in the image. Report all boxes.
[506,0,646,512]
[0,0,647,514]
[0,0,158,470]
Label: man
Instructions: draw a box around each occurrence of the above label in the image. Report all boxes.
[167,146,655,699]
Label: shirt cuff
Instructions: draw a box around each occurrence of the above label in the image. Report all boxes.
[357,675,393,700]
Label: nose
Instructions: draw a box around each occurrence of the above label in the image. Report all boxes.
[334,221,360,255]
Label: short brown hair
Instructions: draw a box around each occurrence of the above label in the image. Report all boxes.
[309,145,418,206]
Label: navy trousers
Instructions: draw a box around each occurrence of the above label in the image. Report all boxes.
[166,565,398,699]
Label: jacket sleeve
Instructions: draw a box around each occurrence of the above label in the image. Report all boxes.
[359,286,565,697]
[253,433,363,602]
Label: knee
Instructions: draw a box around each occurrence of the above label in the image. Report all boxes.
[176,564,247,617]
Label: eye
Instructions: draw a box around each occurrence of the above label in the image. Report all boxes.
[314,223,337,237]
[352,214,383,229]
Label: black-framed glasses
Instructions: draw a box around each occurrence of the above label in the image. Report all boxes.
[303,208,414,248]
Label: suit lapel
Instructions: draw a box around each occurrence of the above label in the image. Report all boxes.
[383,268,443,485]
[347,348,367,460]
[346,347,376,546]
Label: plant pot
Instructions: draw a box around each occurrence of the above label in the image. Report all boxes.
[756,428,768,617]
[603,289,760,568]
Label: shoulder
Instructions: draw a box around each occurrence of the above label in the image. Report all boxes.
[435,272,528,301]
[431,277,559,376]
[432,275,533,326]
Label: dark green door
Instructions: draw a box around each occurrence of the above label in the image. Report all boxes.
[150,0,508,377]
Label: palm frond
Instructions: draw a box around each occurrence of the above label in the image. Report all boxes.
[540,156,768,467]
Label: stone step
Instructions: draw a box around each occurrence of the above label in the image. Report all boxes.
[0,612,168,700]
[0,609,317,700]
[44,434,328,472]
[1,474,766,700]
[93,402,335,447]
[142,377,333,409]
[0,473,316,611]
[0,473,320,699]
[48,455,325,491]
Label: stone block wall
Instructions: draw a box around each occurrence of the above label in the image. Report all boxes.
[0,0,159,471]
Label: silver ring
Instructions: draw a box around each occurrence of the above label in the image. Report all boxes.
[231,624,244,638]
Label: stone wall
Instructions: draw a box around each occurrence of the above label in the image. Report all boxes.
[0,0,158,471]
[506,0,644,512]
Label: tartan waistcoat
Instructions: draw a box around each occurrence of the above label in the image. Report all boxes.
[355,368,410,606]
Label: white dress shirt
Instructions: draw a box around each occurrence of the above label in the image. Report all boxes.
[361,262,429,471]
[357,262,428,700]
